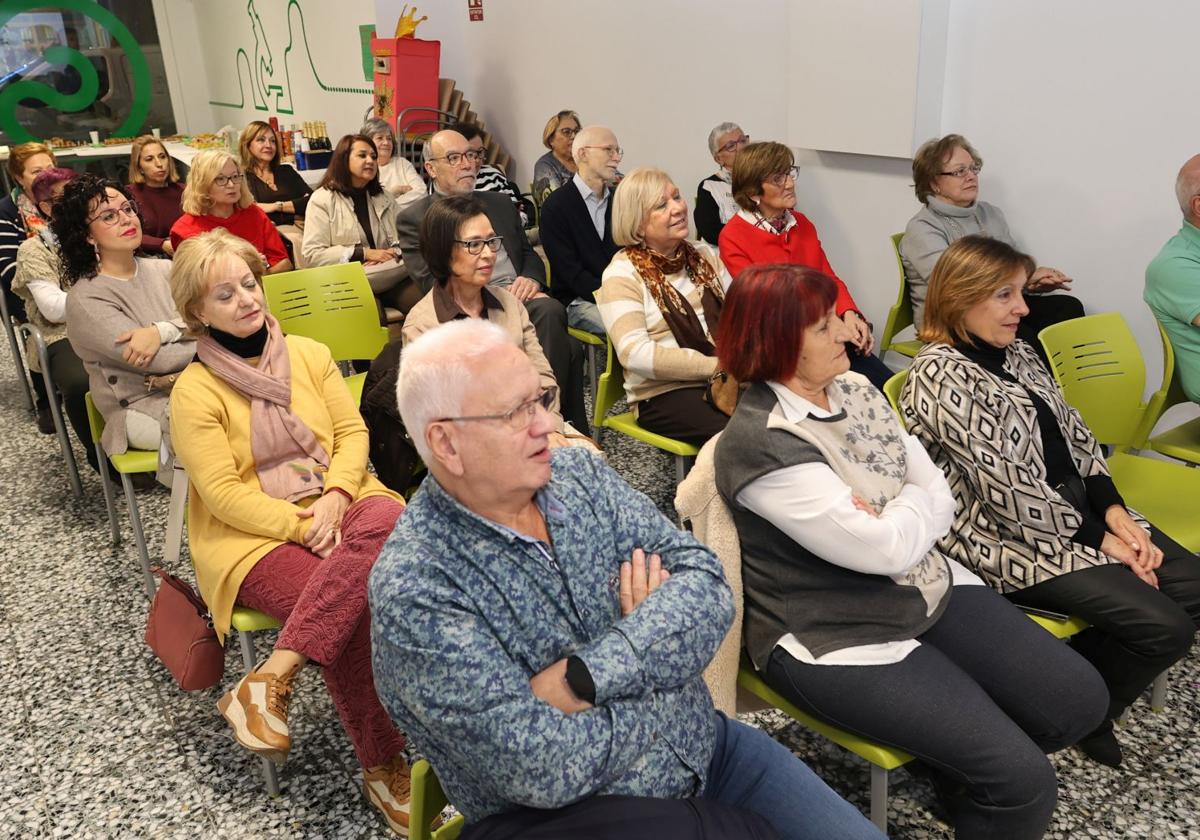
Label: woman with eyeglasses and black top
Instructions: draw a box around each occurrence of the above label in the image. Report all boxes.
[302,134,420,316]
[694,122,749,246]
[899,134,1083,351]
[170,149,292,274]
[718,141,893,390]
[531,109,582,207]
[55,174,195,456]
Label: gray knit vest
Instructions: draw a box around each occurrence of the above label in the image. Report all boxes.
[715,376,951,669]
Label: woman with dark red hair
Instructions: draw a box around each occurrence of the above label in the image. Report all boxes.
[711,263,1108,840]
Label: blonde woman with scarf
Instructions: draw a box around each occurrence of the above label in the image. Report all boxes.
[168,229,414,837]
[595,167,734,447]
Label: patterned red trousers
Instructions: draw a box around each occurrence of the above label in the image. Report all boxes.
[237,495,405,769]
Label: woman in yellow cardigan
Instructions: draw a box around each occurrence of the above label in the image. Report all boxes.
[168,229,412,836]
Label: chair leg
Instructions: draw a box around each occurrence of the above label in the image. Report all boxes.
[40,368,82,499]
[96,444,120,545]
[119,472,156,599]
[163,467,188,567]
[1150,670,1168,712]
[237,629,282,797]
[870,765,889,835]
[674,455,695,484]
[3,317,34,413]
[586,344,599,399]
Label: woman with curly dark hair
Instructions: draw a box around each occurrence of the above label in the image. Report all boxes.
[54,174,195,457]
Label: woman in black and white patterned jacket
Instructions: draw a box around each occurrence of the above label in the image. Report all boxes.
[902,234,1200,769]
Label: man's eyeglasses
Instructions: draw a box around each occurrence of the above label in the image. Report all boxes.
[431,150,486,167]
[455,235,504,255]
[441,386,557,431]
[213,172,244,188]
[87,200,139,227]
[767,166,800,187]
[939,163,982,179]
[719,135,750,154]
[582,145,623,159]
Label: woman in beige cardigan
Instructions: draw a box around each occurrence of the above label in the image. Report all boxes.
[402,193,582,444]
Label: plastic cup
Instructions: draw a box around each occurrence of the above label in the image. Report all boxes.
[152,127,161,140]
[89,130,100,145]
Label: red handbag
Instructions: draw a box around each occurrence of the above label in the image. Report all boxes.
[144,567,225,691]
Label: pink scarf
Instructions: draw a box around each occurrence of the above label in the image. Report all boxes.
[196,315,329,502]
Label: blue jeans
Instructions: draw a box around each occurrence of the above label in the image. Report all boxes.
[566,298,606,335]
[705,713,885,840]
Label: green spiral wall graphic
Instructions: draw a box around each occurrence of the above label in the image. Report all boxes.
[0,0,152,143]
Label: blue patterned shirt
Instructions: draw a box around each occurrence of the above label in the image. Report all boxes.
[369,447,733,822]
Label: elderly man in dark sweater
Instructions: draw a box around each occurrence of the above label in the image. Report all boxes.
[538,125,622,335]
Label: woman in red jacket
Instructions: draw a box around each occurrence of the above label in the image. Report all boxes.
[719,142,891,389]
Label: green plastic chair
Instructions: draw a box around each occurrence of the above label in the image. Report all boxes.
[410,759,466,840]
[1039,313,1200,551]
[86,392,159,599]
[737,653,911,832]
[593,337,699,483]
[882,369,908,417]
[1137,320,1200,466]
[879,234,923,359]
[263,263,390,361]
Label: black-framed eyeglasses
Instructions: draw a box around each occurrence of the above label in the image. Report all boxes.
[213,172,244,187]
[718,135,750,154]
[767,166,800,187]
[86,200,139,227]
[440,386,557,430]
[939,163,982,179]
[454,236,504,255]
[582,145,623,159]
[557,126,579,138]
[430,150,486,167]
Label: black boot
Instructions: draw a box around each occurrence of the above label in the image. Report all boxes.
[1077,718,1122,768]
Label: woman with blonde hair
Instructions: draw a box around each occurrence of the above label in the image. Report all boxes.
[531,109,581,206]
[902,234,1200,768]
[170,149,292,273]
[168,227,414,836]
[594,167,733,446]
[238,120,313,263]
[126,135,185,256]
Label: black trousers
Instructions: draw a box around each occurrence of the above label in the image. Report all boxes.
[635,386,729,447]
[1007,526,1200,719]
[764,585,1106,840]
[525,295,589,435]
[1017,293,1085,364]
[45,338,96,468]
[847,345,893,391]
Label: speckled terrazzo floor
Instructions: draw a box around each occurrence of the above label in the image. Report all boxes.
[1,340,1198,839]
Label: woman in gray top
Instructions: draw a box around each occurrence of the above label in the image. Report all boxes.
[899,134,1083,352]
[54,175,194,456]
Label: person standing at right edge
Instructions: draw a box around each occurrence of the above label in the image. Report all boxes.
[902,235,1200,768]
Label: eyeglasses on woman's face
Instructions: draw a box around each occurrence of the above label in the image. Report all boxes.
[213,172,244,188]
[939,163,982,179]
[454,235,504,255]
[766,166,800,187]
[441,386,558,431]
[87,200,139,227]
[718,134,750,155]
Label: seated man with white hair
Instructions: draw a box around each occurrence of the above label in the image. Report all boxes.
[368,318,885,840]
[694,122,749,245]
[538,125,623,334]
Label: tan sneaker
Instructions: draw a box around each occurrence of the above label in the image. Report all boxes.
[363,754,414,837]
[216,664,296,764]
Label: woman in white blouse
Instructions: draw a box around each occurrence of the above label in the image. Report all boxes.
[360,118,425,211]
[711,263,1108,840]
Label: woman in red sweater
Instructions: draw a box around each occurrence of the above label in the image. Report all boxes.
[170,150,292,274]
[719,142,891,389]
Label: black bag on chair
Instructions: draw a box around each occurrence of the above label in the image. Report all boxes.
[361,341,422,494]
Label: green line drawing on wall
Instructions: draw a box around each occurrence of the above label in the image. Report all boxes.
[0,0,153,143]
[208,0,374,114]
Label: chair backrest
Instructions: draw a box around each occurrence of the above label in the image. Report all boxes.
[880,233,915,348]
[1129,319,1185,448]
[85,391,105,442]
[593,337,626,428]
[882,369,909,421]
[263,263,389,362]
[1037,312,1149,447]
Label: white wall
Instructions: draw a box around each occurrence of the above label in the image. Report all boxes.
[158,0,377,139]
[375,0,789,198]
